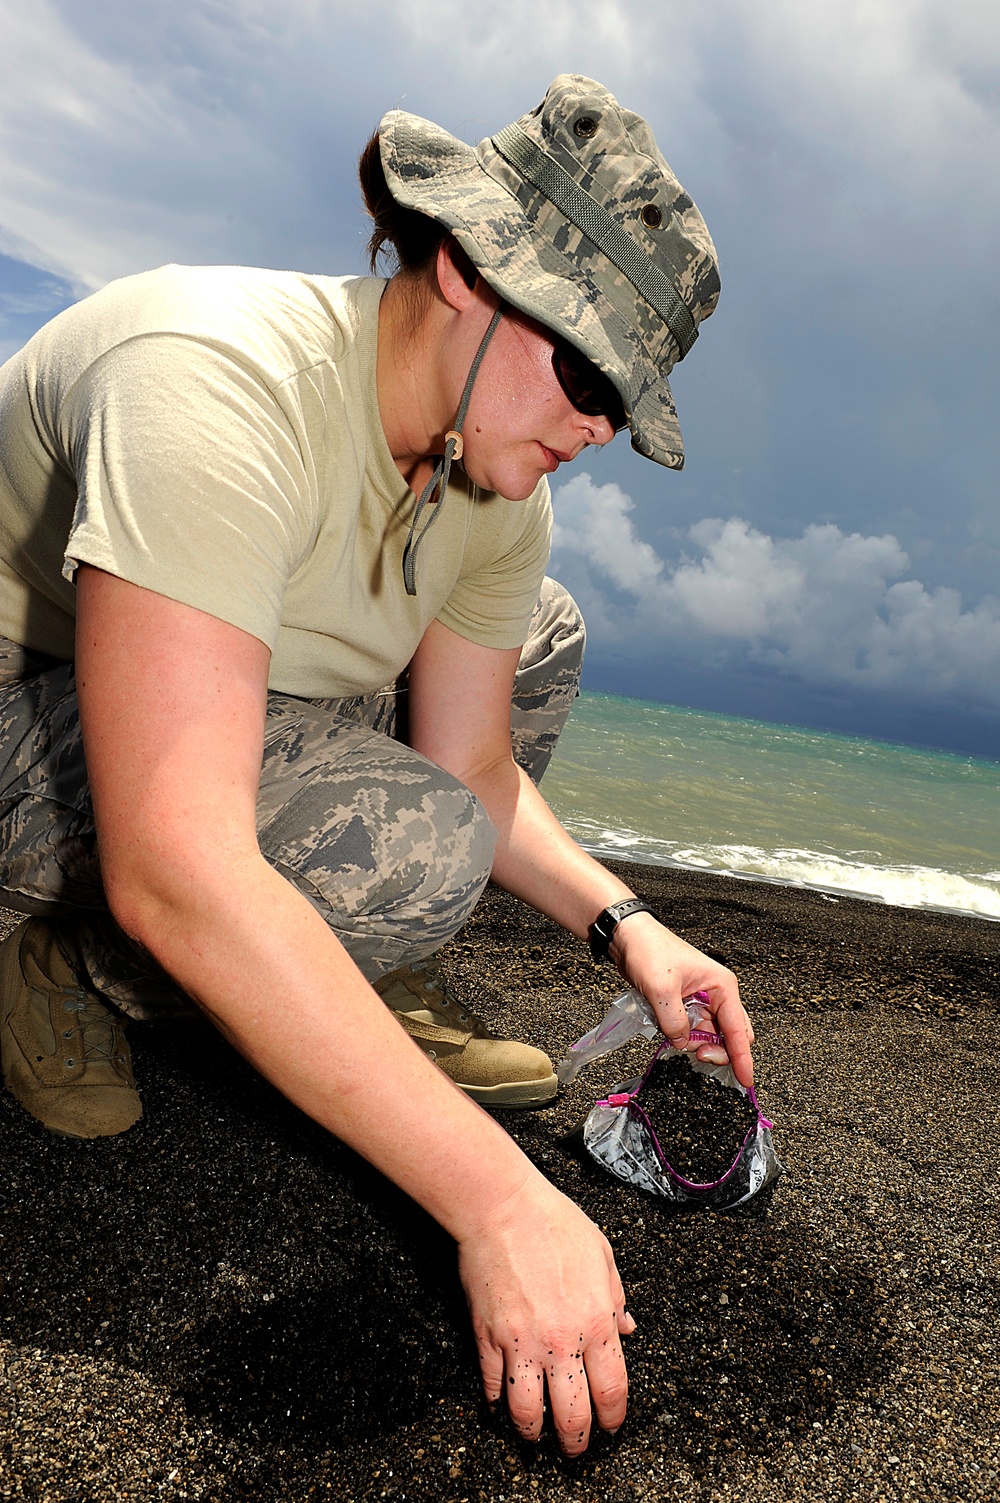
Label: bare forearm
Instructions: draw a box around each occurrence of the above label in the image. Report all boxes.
[465,755,635,933]
[464,755,755,1084]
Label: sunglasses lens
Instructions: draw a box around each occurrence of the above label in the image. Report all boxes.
[553,344,628,431]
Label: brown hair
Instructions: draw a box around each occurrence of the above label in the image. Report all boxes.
[358,129,448,275]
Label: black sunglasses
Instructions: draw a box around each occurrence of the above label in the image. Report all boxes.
[551,339,628,432]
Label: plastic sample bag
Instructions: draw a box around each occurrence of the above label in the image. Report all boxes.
[558,990,782,1212]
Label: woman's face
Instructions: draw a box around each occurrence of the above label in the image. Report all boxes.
[458,308,618,500]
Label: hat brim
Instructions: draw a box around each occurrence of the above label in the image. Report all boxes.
[380,111,686,470]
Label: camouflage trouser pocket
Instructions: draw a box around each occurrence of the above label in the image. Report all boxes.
[255,696,498,979]
[0,578,585,1017]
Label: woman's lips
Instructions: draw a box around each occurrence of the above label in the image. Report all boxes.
[538,443,571,472]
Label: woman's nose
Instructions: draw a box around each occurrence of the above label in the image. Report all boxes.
[580,412,616,446]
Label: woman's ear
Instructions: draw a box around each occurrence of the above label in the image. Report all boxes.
[435,236,491,311]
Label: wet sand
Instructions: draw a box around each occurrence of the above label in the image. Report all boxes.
[1,860,998,1502]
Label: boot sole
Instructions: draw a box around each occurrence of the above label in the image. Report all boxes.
[452,1072,559,1108]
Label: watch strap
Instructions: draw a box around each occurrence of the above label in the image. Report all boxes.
[588,898,654,962]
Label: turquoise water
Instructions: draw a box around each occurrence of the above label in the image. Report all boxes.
[543,692,1000,920]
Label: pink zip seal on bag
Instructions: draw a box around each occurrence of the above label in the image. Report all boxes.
[557,988,783,1212]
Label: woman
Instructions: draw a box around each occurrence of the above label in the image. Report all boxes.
[0,76,753,1452]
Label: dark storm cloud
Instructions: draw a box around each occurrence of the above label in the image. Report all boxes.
[1,0,996,752]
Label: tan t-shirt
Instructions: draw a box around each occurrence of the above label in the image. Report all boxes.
[0,265,551,697]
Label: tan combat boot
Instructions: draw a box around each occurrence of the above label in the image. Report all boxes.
[374,957,557,1107]
[0,917,142,1139]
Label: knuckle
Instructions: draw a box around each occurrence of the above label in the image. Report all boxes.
[599,1368,629,1403]
[554,1410,591,1447]
[583,1309,616,1344]
[539,1322,579,1355]
[506,1392,540,1430]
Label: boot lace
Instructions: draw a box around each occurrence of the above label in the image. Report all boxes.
[409,957,488,1034]
[61,986,127,1068]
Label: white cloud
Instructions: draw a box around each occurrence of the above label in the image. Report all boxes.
[551,473,663,595]
[2,0,996,290]
[389,0,637,69]
[551,474,1000,708]
[0,0,642,289]
[0,0,277,287]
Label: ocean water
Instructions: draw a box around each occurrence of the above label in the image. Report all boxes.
[543,691,1000,921]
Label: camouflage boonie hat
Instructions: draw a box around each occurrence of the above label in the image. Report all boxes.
[379,74,721,469]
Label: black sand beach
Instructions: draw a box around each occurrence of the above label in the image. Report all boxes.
[1,860,998,1502]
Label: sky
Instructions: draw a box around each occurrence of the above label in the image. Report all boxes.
[1,0,998,757]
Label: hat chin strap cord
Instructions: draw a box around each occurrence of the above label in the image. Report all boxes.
[402,301,505,596]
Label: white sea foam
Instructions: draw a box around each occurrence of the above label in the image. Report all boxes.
[545,691,1000,923]
[563,820,1000,921]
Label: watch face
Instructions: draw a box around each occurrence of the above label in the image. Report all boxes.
[590,901,651,963]
[588,913,615,961]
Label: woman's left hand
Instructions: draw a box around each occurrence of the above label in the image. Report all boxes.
[609,912,755,1087]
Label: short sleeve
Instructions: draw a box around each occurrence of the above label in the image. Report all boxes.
[60,333,316,650]
[437,480,553,650]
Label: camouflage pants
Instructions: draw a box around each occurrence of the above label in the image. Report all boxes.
[0,577,584,1019]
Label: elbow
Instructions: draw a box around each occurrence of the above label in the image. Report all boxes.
[100,854,189,965]
[452,749,521,800]
[98,829,256,968]
[102,882,165,961]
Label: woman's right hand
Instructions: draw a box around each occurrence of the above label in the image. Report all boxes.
[457,1172,635,1455]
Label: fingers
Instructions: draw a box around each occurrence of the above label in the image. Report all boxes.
[686,964,754,1088]
[510,1318,628,1457]
[489,1300,633,1453]
[583,1326,629,1434]
[582,1251,631,1438]
[709,987,755,1087]
[549,1249,630,1453]
[608,1249,636,1338]
[477,1331,505,1408]
[614,919,757,1086]
[668,981,755,1087]
[656,994,692,1052]
[503,1348,547,1444]
[544,1335,596,1455]
[659,988,754,1087]
[497,1339,593,1453]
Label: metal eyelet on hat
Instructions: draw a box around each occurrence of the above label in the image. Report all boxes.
[573,115,598,139]
[641,203,664,229]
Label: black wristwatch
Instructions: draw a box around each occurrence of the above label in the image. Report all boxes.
[588,897,655,963]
